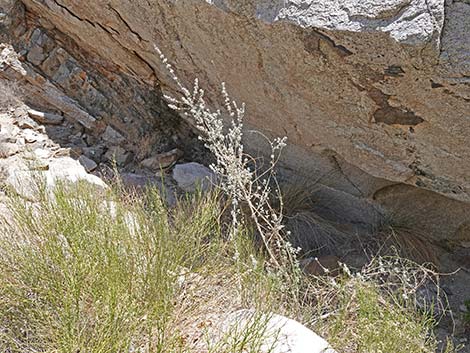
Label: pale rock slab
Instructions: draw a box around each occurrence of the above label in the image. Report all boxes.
[218,310,337,353]
[5,157,107,200]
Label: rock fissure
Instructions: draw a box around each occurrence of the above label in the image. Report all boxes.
[51,0,95,28]
[94,21,120,37]
[108,4,150,44]
[307,29,353,57]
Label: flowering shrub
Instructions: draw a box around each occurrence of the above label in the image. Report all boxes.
[156,46,299,272]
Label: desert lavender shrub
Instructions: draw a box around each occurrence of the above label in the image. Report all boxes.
[155,46,299,275]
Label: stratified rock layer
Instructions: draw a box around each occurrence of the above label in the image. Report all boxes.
[0,0,469,244]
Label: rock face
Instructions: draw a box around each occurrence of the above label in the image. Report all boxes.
[0,0,469,245]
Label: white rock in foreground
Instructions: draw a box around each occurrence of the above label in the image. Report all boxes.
[172,162,215,192]
[218,310,337,353]
[5,157,107,200]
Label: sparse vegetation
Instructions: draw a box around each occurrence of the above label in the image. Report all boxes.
[0,56,458,353]
[0,179,455,353]
[0,181,283,352]
[308,256,454,353]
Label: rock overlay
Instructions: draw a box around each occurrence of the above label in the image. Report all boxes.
[0,0,469,247]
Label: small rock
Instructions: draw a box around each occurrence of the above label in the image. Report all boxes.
[0,142,20,158]
[83,145,105,162]
[104,146,132,166]
[26,45,46,66]
[16,116,39,130]
[459,304,468,313]
[33,148,53,160]
[217,310,337,353]
[78,155,98,172]
[102,126,126,145]
[172,162,215,192]
[28,109,64,125]
[21,129,46,143]
[141,148,183,171]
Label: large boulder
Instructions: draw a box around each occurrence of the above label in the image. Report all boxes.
[1,0,469,245]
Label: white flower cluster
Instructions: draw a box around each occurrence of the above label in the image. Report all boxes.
[156,46,296,270]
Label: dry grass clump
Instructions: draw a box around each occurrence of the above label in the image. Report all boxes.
[279,181,344,256]
[374,212,440,265]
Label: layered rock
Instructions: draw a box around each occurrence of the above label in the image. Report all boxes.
[0,0,469,246]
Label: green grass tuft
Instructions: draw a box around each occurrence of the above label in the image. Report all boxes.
[0,180,457,352]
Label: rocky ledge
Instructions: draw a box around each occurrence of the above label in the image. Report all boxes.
[0,0,469,248]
